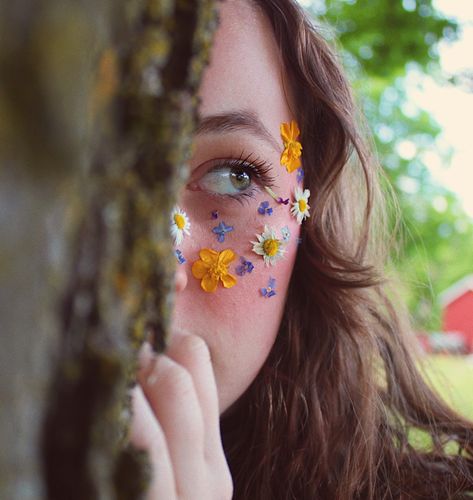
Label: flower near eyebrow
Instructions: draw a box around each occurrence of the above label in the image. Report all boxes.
[170,206,191,245]
[280,120,302,173]
[212,221,234,243]
[291,187,310,224]
[192,248,237,293]
[252,225,286,266]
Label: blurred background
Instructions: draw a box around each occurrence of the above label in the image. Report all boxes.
[301,0,473,419]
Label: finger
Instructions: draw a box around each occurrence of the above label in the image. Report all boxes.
[165,334,224,460]
[129,386,177,500]
[139,352,206,499]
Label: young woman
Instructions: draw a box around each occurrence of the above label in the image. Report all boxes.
[130,0,473,498]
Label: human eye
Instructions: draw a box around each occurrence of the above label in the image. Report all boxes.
[191,153,275,201]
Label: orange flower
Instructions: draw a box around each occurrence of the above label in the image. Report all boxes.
[191,248,237,293]
[280,120,302,173]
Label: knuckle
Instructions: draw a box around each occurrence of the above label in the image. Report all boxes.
[171,333,211,363]
[159,359,194,398]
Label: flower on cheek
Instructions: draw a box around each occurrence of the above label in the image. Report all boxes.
[191,248,237,293]
[236,256,254,276]
[281,226,291,242]
[291,187,310,224]
[280,120,302,173]
[170,206,191,245]
[212,221,234,243]
[261,277,277,298]
[264,186,289,205]
[175,249,186,264]
[251,225,286,266]
[258,201,273,216]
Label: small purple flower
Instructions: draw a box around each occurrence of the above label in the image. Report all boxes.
[260,277,277,298]
[211,210,219,219]
[297,167,304,184]
[175,249,186,264]
[258,200,273,215]
[236,257,255,276]
[277,197,290,205]
[212,221,234,243]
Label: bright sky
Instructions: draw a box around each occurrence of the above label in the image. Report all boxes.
[408,0,473,217]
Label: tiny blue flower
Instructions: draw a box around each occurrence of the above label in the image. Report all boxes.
[277,197,290,205]
[281,226,291,242]
[260,277,277,298]
[212,221,234,243]
[236,256,255,276]
[175,249,186,264]
[296,167,304,184]
[258,200,273,215]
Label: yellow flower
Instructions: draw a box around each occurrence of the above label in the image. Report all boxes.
[280,120,302,173]
[191,248,237,293]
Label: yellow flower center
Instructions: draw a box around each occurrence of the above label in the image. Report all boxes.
[174,213,186,230]
[298,199,307,212]
[208,261,230,284]
[263,238,280,257]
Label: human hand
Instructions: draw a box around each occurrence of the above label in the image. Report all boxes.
[129,334,234,500]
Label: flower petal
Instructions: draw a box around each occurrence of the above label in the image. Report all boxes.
[201,273,218,293]
[192,260,209,279]
[280,122,292,143]
[199,248,218,264]
[218,248,236,266]
[221,272,237,288]
[290,120,300,139]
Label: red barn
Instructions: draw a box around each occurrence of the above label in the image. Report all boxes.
[440,274,473,354]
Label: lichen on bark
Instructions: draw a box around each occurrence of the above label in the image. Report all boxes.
[39,0,218,498]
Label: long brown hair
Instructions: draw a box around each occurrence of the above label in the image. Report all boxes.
[220,0,473,498]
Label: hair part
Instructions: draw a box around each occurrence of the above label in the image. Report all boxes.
[221,1,473,498]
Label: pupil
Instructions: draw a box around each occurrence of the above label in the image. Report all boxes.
[230,168,251,190]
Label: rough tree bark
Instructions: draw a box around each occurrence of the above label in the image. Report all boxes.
[0,0,217,498]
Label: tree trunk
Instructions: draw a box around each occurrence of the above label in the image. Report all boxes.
[0,0,217,498]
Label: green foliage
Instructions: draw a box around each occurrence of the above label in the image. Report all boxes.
[310,0,473,330]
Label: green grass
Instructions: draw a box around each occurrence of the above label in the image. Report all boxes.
[408,355,473,452]
[421,354,473,420]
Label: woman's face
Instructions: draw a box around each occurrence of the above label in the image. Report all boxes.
[171,0,302,414]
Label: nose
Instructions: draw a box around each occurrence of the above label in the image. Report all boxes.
[175,264,188,292]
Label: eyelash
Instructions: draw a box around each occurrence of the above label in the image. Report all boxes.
[207,152,276,204]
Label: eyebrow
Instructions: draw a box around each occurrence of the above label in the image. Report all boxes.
[195,110,280,153]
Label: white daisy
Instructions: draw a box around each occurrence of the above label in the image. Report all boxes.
[170,206,191,245]
[291,187,310,224]
[251,225,286,266]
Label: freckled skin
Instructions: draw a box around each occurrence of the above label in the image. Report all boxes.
[171,0,302,415]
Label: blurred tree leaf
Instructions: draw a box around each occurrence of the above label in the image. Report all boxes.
[310,0,473,330]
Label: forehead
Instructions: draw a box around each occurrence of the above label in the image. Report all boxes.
[198,0,292,134]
